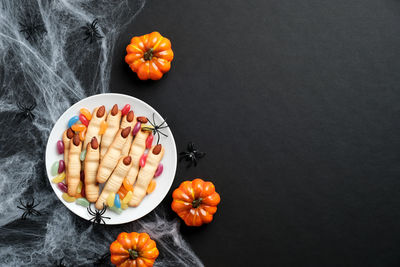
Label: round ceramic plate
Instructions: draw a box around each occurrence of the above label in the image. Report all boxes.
[45,93,177,224]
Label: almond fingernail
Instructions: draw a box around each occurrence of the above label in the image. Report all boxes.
[91,137,98,149]
[111,104,118,115]
[96,105,105,117]
[67,128,74,139]
[73,134,80,146]
[127,110,134,122]
[121,127,131,138]
[123,156,131,165]
[152,144,162,155]
[137,116,148,123]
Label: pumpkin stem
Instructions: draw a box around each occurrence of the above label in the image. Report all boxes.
[128,249,139,260]
[192,198,203,208]
[144,48,153,61]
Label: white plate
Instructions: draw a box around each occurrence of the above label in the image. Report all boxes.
[45,93,177,224]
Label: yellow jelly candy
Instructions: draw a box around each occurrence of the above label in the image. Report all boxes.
[62,193,76,203]
[121,202,128,210]
[77,181,83,194]
[122,191,133,204]
[107,192,115,207]
[99,121,108,135]
[52,172,65,183]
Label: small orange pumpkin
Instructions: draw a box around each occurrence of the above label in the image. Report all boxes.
[110,232,159,267]
[125,31,174,80]
[171,178,221,226]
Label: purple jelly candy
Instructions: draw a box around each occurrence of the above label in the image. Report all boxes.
[57,140,64,154]
[57,182,68,193]
[154,163,163,177]
[132,122,141,136]
[58,160,65,173]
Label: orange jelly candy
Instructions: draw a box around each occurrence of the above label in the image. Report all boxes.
[79,129,86,141]
[79,108,92,120]
[99,121,108,135]
[147,180,156,194]
[71,124,86,132]
[117,185,128,200]
[123,178,133,191]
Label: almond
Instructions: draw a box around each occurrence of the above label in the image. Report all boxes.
[111,104,118,115]
[137,116,148,123]
[152,144,162,155]
[91,137,98,149]
[96,105,105,117]
[67,128,74,139]
[121,127,131,138]
[73,134,80,146]
[123,156,131,165]
[127,110,134,122]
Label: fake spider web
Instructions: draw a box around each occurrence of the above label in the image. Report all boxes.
[0,0,203,266]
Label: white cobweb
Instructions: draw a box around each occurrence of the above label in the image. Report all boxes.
[0,0,203,266]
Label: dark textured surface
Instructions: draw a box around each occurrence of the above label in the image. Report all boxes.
[110,0,400,266]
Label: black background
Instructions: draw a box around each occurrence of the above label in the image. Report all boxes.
[111,0,400,266]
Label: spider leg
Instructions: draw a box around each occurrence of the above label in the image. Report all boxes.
[32,202,40,209]
[188,142,195,151]
[21,212,27,220]
[17,206,24,210]
[29,102,36,110]
[197,152,206,158]
[19,199,26,207]
[32,210,41,216]
[157,125,169,129]
[95,32,103,39]
[193,158,198,167]
[158,131,168,137]
[158,119,167,127]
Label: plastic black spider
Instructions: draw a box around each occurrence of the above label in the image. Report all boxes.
[94,252,110,266]
[87,204,110,225]
[19,15,47,42]
[142,113,168,144]
[53,257,66,267]
[17,198,41,220]
[179,142,206,167]
[16,101,36,121]
[82,18,103,43]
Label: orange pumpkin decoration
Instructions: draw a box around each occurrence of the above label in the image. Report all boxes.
[110,232,159,267]
[171,178,221,226]
[125,32,174,80]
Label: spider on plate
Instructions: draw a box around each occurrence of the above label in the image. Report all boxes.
[16,101,36,121]
[179,142,206,167]
[17,198,41,220]
[82,18,103,43]
[87,204,110,225]
[141,113,169,144]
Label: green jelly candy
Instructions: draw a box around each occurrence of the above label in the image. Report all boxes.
[51,161,59,176]
[80,149,87,161]
[109,205,123,214]
[76,198,89,207]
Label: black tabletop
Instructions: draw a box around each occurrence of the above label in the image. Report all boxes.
[112,0,400,266]
[1,0,399,266]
